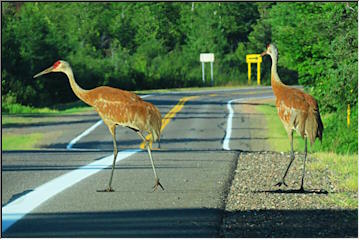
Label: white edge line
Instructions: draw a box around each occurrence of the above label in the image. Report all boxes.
[223,96,274,151]
[2,94,154,233]
[2,149,141,233]
[139,94,152,98]
[223,99,235,150]
[66,119,103,150]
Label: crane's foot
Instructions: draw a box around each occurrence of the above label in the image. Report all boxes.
[97,187,115,192]
[274,180,288,188]
[153,178,164,192]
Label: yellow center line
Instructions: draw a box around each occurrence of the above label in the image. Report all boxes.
[140,96,200,149]
[139,90,270,149]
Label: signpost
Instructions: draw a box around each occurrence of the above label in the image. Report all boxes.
[246,54,262,85]
[200,53,214,86]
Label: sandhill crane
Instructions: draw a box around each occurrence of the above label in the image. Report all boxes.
[261,43,323,192]
[34,60,164,192]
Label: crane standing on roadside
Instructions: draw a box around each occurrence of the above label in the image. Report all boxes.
[34,60,164,192]
[261,44,323,192]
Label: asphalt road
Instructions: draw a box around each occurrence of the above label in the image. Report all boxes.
[2,86,275,237]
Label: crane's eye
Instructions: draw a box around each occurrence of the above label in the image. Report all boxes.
[53,60,61,69]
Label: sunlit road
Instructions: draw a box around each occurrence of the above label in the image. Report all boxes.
[2,87,274,237]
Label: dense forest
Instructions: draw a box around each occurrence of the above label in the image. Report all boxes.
[2,2,358,113]
[2,2,357,108]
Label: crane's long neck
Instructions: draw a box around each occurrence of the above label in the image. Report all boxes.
[269,52,287,97]
[270,53,282,84]
[63,67,92,106]
[269,51,288,101]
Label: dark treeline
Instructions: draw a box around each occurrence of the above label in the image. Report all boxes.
[2,2,357,114]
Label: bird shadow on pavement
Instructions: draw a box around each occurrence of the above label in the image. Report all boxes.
[221,208,357,237]
[2,208,223,238]
[2,208,357,238]
[252,188,329,195]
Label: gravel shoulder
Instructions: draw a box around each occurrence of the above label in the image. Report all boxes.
[220,100,358,237]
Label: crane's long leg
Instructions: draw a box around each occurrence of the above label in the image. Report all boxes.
[299,137,307,192]
[98,124,117,192]
[275,131,295,187]
[137,132,164,191]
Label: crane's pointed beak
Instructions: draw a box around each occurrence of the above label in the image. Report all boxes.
[33,66,53,78]
[260,51,267,57]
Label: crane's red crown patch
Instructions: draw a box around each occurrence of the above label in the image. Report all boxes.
[53,60,61,69]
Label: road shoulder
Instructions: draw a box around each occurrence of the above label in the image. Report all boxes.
[219,99,357,237]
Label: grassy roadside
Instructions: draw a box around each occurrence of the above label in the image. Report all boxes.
[255,100,358,208]
[2,101,94,125]
[311,152,357,208]
[2,132,44,150]
[2,102,93,115]
[2,101,94,150]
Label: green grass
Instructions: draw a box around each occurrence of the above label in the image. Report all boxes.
[2,133,44,150]
[2,103,58,114]
[311,152,358,208]
[255,101,316,153]
[256,101,358,208]
[2,102,93,115]
[2,101,94,128]
[255,101,357,154]
[2,116,30,125]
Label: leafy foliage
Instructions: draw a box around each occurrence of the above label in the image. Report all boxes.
[2,2,259,106]
[247,2,358,153]
[264,3,357,112]
[2,2,357,115]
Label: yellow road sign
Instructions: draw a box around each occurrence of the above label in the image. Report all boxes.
[246,54,262,63]
[246,54,262,85]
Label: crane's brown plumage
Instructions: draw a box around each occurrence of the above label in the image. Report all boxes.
[34,60,163,192]
[85,86,161,142]
[272,79,323,145]
[261,44,323,192]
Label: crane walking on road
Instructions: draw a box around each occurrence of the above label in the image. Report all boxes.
[261,44,323,192]
[34,60,164,192]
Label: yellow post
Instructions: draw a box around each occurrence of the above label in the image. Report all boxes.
[257,62,261,85]
[347,104,350,127]
[248,63,251,84]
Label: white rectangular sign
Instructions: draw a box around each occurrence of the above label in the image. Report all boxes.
[200,53,214,62]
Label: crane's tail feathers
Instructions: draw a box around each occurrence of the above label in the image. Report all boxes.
[306,108,323,145]
[317,112,324,143]
[150,106,162,143]
[150,124,161,142]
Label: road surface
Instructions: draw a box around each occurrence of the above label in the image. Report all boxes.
[4,86,356,237]
[2,87,274,237]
